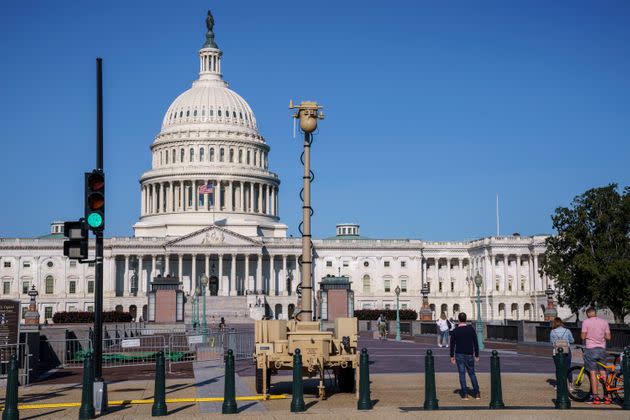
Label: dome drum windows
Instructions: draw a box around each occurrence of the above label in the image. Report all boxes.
[200,147,205,161]
[220,148,225,162]
[180,148,184,162]
[229,148,234,163]
[190,148,194,162]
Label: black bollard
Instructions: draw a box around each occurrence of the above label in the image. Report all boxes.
[357,348,373,410]
[290,349,305,413]
[553,348,571,409]
[222,349,238,414]
[489,350,505,409]
[423,349,439,410]
[78,352,95,420]
[151,351,168,416]
[2,354,19,420]
[622,348,630,410]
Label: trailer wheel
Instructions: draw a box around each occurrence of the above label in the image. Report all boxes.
[337,367,355,393]
[255,368,271,393]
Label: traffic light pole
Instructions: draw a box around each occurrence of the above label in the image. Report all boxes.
[93,57,108,413]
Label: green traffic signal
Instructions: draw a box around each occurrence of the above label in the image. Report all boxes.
[87,212,103,229]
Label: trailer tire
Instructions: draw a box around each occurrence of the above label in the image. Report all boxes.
[255,368,271,394]
[337,367,355,393]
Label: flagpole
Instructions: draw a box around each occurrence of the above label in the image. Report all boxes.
[496,194,500,237]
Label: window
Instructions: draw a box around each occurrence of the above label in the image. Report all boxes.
[22,281,29,294]
[193,109,197,117]
[3,282,9,294]
[363,261,369,267]
[384,278,391,293]
[385,304,391,310]
[88,262,95,268]
[218,109,222,117]
[22,307,27,319]
[220,148,225,162]
[180,149,184,162]
[210,148,215,161]
[190,148,194,162]
[87,305,94,312]
[172,149,176,162]
[3,261,10,268]
[68,305,77,312]
[238,149,243,163]
[70,261,77,268]
[247,150,251,164]
[229,149,234,162]
[165,150,169,164]
[401,279,407,293]
[438,282,443,293]
[186,110,190,117]
[253,151,257,166]
[450,282,454,292]
[47,261,53,268]
[69,281,76,294]
[520,277,525,291]
[326,261,332,267]
[343,261,349,267]
[23,261,30,268]
[210,109,214,116]
[200,148,204,161]
[45,275,54,294]
[44,307,53,319]
[384,261,390,268]
[401,261,406,268]
[401,303,408,309]
[88,280,94,294]
[362,275,371,293]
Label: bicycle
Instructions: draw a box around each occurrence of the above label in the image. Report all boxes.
[567,345,624,403]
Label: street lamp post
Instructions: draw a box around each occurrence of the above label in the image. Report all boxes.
[200,274,209,338]
[191,291,198,332]
[195,287,201,332]
[474,272,485,350]
[395,285,401,341]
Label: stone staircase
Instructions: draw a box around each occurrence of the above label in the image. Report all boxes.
[185,296,253,324]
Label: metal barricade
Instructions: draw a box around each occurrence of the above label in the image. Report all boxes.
[168,331,225,372]
[99,334,167,368]
[0,343,30,385]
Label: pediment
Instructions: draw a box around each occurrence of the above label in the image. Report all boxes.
[165,226,261,247]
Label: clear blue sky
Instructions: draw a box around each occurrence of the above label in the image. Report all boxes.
[1,1,629,240]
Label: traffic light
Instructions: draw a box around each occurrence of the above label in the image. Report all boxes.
[63,220,88,259]
[85,170,105,232]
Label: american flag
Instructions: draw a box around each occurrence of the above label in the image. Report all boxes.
[198,183,214,194]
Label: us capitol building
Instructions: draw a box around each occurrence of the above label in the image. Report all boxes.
[0,12,567,324]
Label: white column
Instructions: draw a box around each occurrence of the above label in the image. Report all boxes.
[191,254,197,294]
[239,182,244,212]
[516,255,521,293]
[490,254,496,292]
[257,183,262,213]
[178,254,183,280]
[503,255,509,292]
[138,255,144,294]
[269,255,276,296]
[281,254,287,296]
[421,258,426,285]
[180,181,185,211]
[205,255,210,278]
[165,254,170,276]
[227,181,233,212]
[249,183,254,212]
[123,255,130,296]
[256,255,263,294]
[230,254,236,296]
[245,254,251,293]
[151,255,156,290]
[447,259,452,292]
[219,254,226,295]
[533,254,540,291]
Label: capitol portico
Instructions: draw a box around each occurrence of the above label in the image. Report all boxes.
[0,11,569,324]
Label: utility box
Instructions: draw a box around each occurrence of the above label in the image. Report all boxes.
[147,275,185,323]
[318,276,354,321]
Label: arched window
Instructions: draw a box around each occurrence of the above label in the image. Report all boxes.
[210,109,214,116]
[190,148,194,162]
[362,275,371,294]
[247,150,251,164]
[186,110,190,117]
[220,148,225,162]
[238,149,243,163]
[199,147,205,161]
[239,112,243,119]
[165,150,169,164]
[193,109,197,117]
[253,151,257,166]
[180,148,184,162]
[160,151,163,165]
[229,149,234,162]
[210,148,215,161]
[218,109,222,117]
[172,149,175,163]
[179,111,183,118]
[233,111,236,118]
[202,108,205,116]
[45,275,54,294]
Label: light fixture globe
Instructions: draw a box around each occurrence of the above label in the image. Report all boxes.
[474,272,483,288]
[201,274,209,287]
[395,285,401,296]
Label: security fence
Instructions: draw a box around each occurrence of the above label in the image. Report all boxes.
[0,343,30,385]
[39,328,254,373]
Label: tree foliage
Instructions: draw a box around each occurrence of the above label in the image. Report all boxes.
[540,184,630,323]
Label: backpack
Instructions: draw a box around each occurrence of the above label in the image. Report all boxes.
[553,329,571,355]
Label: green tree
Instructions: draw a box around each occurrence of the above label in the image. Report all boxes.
[540,184,630,323]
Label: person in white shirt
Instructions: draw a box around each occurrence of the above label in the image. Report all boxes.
[436,312,450,347]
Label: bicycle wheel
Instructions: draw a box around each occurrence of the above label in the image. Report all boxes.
[567,366,591,402]
[611,372,624,404]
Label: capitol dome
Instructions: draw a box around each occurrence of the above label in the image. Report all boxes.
[133,11,287,239]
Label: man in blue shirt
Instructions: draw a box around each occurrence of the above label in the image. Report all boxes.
[449,312,480,400]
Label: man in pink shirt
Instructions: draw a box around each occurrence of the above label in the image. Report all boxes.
[580,307,611,404]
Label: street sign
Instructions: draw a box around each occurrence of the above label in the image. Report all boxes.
[121,339,140,348]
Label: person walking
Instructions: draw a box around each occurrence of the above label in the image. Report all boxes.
[436,312,450,348]
[377,314,387,340]
[450,312,480,400]
[550,317,574,371]
[581,307,611,405]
